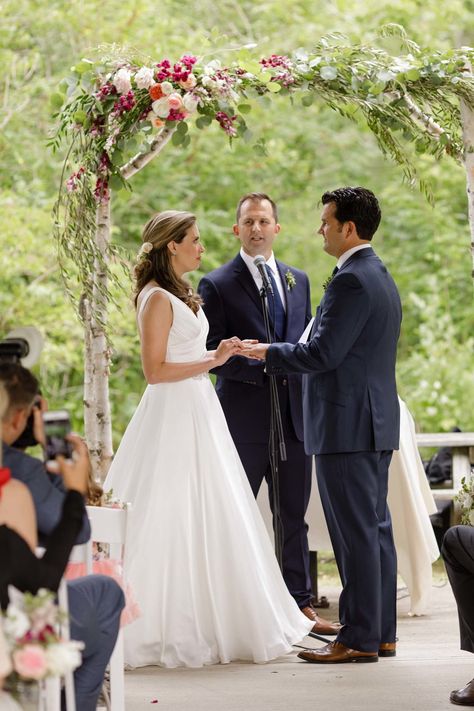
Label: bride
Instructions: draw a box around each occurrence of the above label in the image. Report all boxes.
[104,210,313,668]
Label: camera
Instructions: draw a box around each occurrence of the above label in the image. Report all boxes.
[0,327,44,368]
[0,326,47,450]
[43,410,73,462]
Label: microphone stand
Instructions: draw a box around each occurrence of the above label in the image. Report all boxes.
[259,284,287,570]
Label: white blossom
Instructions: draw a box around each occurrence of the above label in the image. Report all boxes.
[183,93,199,113]
[4,605,30,640]
[160,81,174,96]
[113,67,132,94]
[152,97,171,118]
[46,641,84,676]
[320,66,338,80]
[134,66,155,89]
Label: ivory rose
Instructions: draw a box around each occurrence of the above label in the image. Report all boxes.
[160,81,174,95]
[183,93,199,113]
[135,66,155,89]
[152,98,171,118]
[113,67,132,94]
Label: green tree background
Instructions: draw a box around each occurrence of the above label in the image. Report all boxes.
[1,0,473,443]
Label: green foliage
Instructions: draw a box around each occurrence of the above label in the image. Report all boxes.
[1,0,473,443]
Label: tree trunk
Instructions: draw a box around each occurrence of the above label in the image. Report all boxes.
[460,95,474,279]
[83,198,113,481]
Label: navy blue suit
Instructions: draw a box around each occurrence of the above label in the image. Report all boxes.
[266,247,402,651]
[198,254,314,607]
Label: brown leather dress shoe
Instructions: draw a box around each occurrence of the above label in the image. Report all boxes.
[450,679,474,706]
[300,606,341,635]
[379,642,396,657]
[297,641,378,664]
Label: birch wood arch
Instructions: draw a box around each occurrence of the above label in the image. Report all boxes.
[51,30,474,479]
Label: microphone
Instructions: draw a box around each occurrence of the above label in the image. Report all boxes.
[253,255,273,294]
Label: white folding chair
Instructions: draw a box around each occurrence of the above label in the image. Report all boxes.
[33,550,76,711]
[69,506,128,711]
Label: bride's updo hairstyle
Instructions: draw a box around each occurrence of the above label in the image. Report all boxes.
[134,210,202,314]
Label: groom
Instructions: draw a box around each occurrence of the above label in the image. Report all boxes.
[245,187,402,663]
[198,192,339,635]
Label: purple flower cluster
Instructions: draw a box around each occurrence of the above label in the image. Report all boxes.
[167,108,187,122]
[215,111,237,137]
[155,55,198,83]
[112,90,136,116]
[66,166,85,192]
[96,84,117,101]
[260,54,291,69]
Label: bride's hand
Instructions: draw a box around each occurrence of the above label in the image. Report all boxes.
[213,337,253,366]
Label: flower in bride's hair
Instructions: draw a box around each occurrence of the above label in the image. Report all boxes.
[139,242,154,256]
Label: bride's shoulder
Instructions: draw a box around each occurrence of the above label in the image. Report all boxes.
[137,284,172,315]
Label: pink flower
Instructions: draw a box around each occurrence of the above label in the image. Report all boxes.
[13,644,48,680]
[167,93,184,111]
[179,73,197,90]
[147,111,164,129]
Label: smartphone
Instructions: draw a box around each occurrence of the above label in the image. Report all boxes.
[43,410,73,462]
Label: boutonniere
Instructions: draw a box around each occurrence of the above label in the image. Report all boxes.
[285,269,296,291]
[322,274,334,291]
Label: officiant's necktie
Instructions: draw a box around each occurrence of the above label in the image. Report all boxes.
[265,266,286,340]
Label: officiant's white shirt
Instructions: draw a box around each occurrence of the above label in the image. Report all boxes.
[240,248,287,310]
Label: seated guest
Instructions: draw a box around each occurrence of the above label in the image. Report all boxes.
[0,365,125,711]
[442,526,474,706]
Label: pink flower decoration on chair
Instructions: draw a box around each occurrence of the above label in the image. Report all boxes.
[13,644,48,680]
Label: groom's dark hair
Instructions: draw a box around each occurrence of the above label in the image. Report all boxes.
[321,187,381,240]
[236,193,279,222]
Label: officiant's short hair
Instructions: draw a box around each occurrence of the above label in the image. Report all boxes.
[236,193,278,222]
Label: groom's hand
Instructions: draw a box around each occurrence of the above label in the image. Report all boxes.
[242,343,270,361]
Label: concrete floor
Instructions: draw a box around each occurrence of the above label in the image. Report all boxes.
[122,579,473,711]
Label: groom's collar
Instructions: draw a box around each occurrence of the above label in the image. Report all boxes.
[336,243,372,269]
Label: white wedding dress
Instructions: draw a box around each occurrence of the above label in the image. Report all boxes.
[104,287,312,668]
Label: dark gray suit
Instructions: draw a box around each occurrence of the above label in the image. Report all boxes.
[3,443,124,711]
[266,247,402,651]
[442,526,474,654]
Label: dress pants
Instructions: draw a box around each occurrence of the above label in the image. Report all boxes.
[442,525,474,653]
[67,575,125,711]
[236,431,312,608]
[316,450,397,652]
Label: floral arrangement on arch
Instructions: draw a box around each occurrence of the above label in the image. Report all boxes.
[52,40,473,207]
[55,51,279,203]
[455,475,474,526]
[2,588,83,695]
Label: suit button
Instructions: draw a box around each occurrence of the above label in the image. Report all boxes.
[282,378,288,386]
